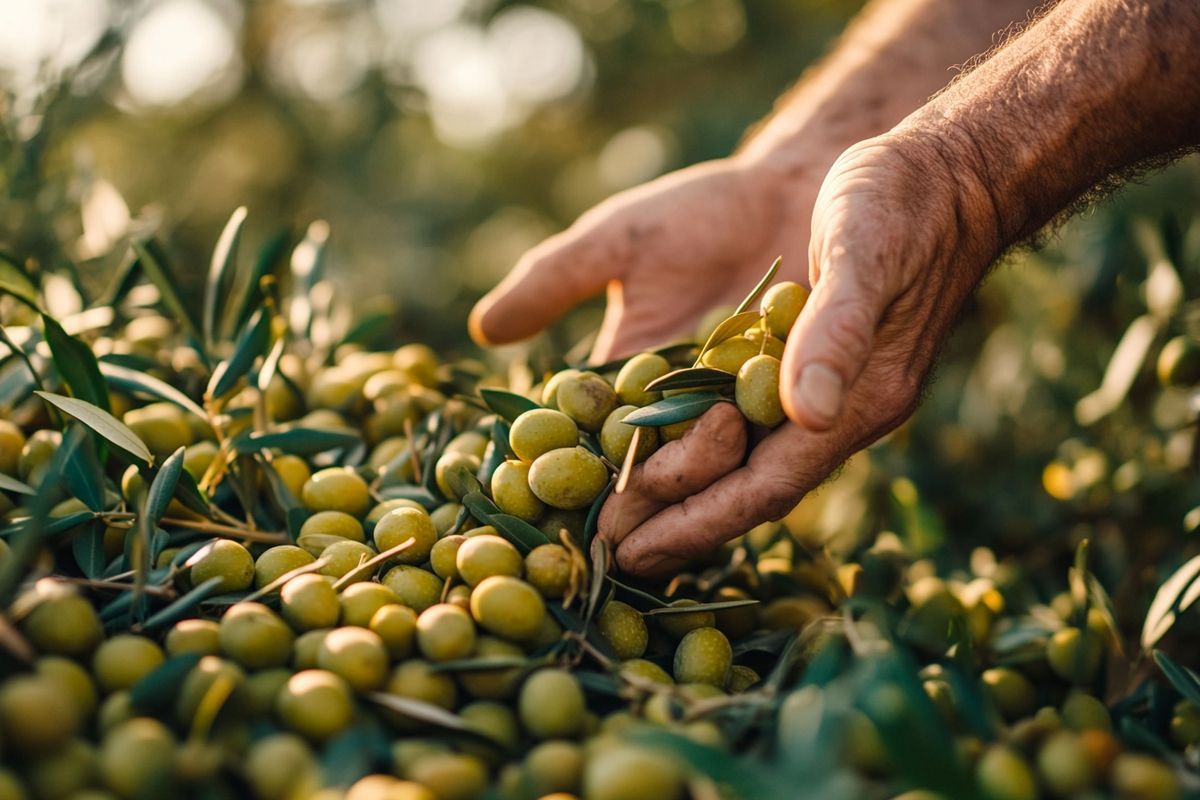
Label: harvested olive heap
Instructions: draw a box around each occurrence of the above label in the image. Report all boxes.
[0,228,1199,800]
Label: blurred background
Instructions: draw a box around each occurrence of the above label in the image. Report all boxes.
[3,0,1200,611]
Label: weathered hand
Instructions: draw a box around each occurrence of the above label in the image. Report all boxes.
[600,131,1002,576]
[468,157,818,362]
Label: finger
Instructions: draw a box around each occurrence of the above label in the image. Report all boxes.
[598,402,746,550]
[469,221,623,346]
[614,422,845,578]
[780,251,889,431]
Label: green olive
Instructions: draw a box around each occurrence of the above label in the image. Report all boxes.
[614,353,671,407]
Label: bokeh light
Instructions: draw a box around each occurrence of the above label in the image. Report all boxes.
[120,0,242,109]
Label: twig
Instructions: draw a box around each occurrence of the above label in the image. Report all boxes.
[161,517,288,544]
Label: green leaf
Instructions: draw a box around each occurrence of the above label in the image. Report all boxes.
[320,725,390,789]
[479,388,541,422]
[583,477,613,548]
[0,510,95,539]
[256,335,286,394]
[1142,554,1200,650]
[0,254,39,308]
[426,656,532,673]
[208,307,272,400]
[0,473,34,496]
[445,461,483,501]
[205,206,247,349]
[61,426,105,512]
[644,367,736,393]
[489,513,552,554]
[100,359,208,424]
[147,447,185,525]
[365,692,506,745]
[231,228,291,336]
[232,427,360,456]
[621,392,726,427]
[694,310,762,364]
[734,256,782,314]
[643,599,760,616]
[42,314,109,411]
[1154,650,1200,709]
[132,240,200,343]
[71,521,108,579]
[129,652,204,713]
[35,391,153,465]
[460,491,549,553]
[140,577,226,632]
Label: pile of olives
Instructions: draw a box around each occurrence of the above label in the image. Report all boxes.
[0,272,1193,800]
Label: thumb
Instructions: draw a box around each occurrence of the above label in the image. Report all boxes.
[780,250,888,430]
[469,222,622,346]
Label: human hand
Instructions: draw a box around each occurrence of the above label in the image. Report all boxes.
[468,156,819,362]
[600,129,1004,576]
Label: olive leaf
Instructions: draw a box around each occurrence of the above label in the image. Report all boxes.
[0,473,35,496]
[71,521,108,579]
[621,392,726,427]
[460,491,549,553]
[643,599,760,616]
[426,656,533,673]
[446,462,484,501]
[231,227,291,337]
[0,254,39,309]
[139,577,226,633]
[147,447,186,525]
[583,479,614,548]
[1153,650,1200,710]
[0,510,96,539]
[98,362,208,422]
[205,206,247,349]
[320,725,390,789]
[1142,553,1200,650]
[208,307,272,400]
[256,335,286,394]
[693,311,762,365]
[365,693,507,746]
[35,391,153,465]
[605,575,668,608]
[734,256,782,314]
[133,239,201,344]
[129,652,204,713]
[61,426,105,512]
[644,367,736,393]
[42,313,109,412]
[479,388,541,422]
[232,427,360,456]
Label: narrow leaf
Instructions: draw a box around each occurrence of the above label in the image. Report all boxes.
[139,577,226,632]
[232,227,291,336]
[644,599,760,615]
[232,427,360,456]
[694,310,762,363]
[733,256,781,314]
[129,652,204,713]
[366,693,505,744]
[479,388,541,422]
[205,206,247,349]
[1154,650,1200,710]
[61,426,105,512]
[0,473,34,496]
[71,522,108,579]
[1142,554,1200,650]
[97,364,207,422]
[42,314,109,411]
[0,255,39,308]
[208,307,272,400]
[35,391,152,465]
[133,240,200,342]
[644,367,736,393]
[488,513,551,553]
[147,447,185,525]
[621,392,726,427]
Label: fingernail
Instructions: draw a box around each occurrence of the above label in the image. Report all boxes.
[795,363,843,424]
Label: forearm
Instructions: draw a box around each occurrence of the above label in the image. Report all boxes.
[739,0,1045,174]
[906,0,1200,249]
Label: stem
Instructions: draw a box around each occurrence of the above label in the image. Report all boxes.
[161,517,288,544]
